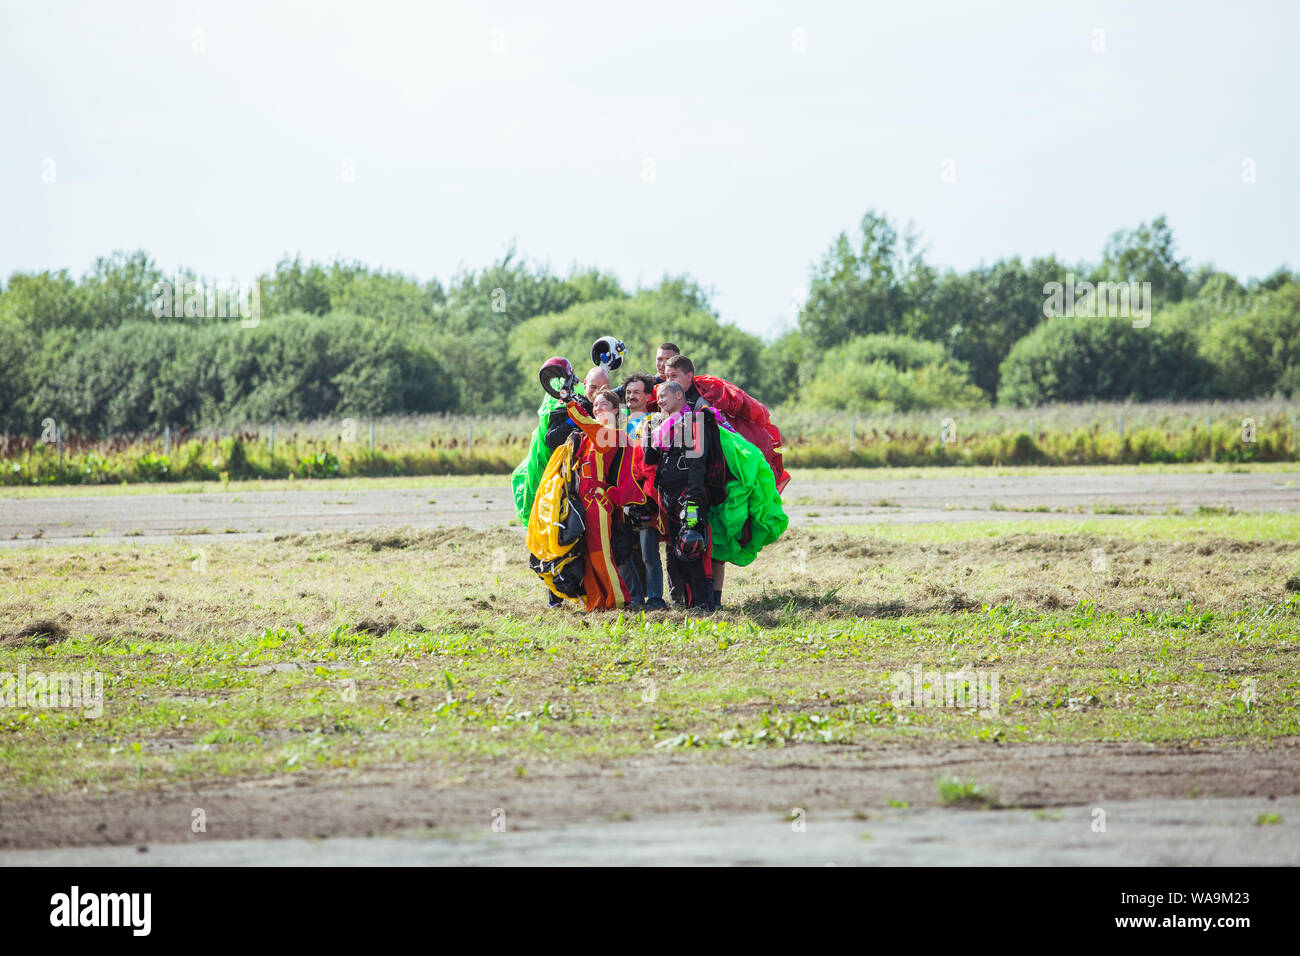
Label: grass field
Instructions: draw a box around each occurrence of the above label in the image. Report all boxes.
[3,514,1297,801]
[5,400,1298,487]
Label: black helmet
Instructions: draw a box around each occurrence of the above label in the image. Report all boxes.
[673,526,706,562]
[624,499,658,529]
[591,335,625,372]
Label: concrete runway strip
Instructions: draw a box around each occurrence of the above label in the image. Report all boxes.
[3,472,1298,548]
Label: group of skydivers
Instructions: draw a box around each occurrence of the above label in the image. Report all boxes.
[511,337,790,613]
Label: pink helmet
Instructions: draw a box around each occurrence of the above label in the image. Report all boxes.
[539,356,577,400]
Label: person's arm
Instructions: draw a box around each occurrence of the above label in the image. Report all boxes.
[685,418,708,503]
[544,404,575,449]
[564,398,618,453]
[640,412,666,465]
[608,445,647,508]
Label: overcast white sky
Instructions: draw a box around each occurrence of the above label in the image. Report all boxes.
[2,0,1296,337]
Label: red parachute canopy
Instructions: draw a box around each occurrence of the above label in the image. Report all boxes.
[690,374,790,492]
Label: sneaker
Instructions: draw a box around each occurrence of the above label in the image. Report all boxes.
[644,598,669,611]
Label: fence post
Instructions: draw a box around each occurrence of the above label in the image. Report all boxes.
[848,419,854,453]
[1293,414,1298,455]
[1206,416,1212,461]
[468,423,474,456]
[164,424,171,457]
[369,420,375,450]
[1117,414,1123,440]
[56,424,63,473]
[269,423,275,455]
[1029,418,1036,441]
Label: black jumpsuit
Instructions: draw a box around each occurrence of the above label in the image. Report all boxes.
[642,415,714,609]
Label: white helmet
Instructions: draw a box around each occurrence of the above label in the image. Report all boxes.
[591,335,626,372]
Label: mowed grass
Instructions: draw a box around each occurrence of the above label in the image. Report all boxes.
[1,517,1298,797]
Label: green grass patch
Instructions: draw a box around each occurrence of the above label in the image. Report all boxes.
[0,518,1296,798]
[936,777,997,808]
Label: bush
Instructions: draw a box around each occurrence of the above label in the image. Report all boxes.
[797,334,986,411]
[997,314,1215,405]
[22,312,459,434]
[1199,283,1300,398]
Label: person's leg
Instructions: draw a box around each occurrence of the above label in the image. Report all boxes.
[614,520,643,606]
[583,499,625,610]
[625,564,644,606]
[683,553,713,610]
[630,534,648,601]
[712,562,725,609]
[640,527,664,606]
[665,542,685,605]
[694,512,715,610]
[669,513,712,610]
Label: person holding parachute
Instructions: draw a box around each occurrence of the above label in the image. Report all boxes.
[522,335,788,613]
[526,344,647,611]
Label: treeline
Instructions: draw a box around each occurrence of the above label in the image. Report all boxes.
[1,215,1297,436]
[769,213,1299,410]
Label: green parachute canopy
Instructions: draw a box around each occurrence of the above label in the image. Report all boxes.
[707,427,789,566]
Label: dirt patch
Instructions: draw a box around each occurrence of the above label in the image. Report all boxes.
[738,587,908,625]
[2,618,70,648]
[352,617,429,637]
[929,587,981,613]
[1,740,1294,850]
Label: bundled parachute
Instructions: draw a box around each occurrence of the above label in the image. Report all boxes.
[691,374,790,493]
[511,385,585,524]
[706,426,788,566]
[526,439,587,602]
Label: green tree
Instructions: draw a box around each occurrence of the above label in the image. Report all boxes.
[799,210,917,347]
[908,257,1068,397]
[798,334,985,411]
[0,269,91,332]
[259,256,337,317]
[998,313,1214,405]
[1097,215,1188,306]
[81,250,165,328]
[1200,282,1300,398]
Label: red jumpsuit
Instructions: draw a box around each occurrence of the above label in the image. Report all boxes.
[564,399,648,611]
